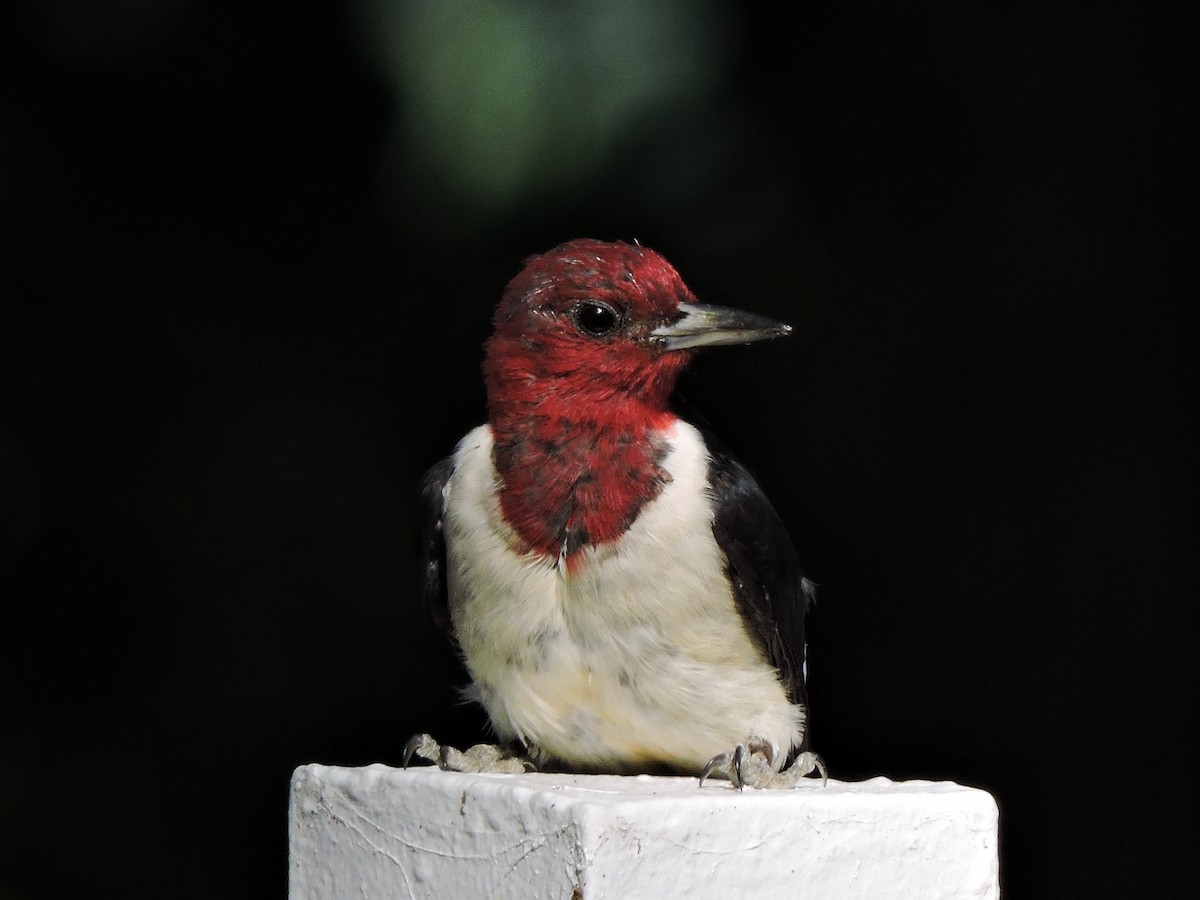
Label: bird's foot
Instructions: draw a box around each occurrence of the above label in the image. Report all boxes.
[699,738,828,790]
[402,733,535,774]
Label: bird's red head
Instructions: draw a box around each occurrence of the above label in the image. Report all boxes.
[482,238,790,567]
[484,238,697,424]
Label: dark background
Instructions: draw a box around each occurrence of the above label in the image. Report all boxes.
[0,1,1189,897]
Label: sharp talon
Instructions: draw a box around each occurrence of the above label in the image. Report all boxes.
[784,750,829,786]
[402,736,420,769]
[699,752,730,788]
[815,754,829,786]
[699,739,777,789]
[700,738,825,790]
[402,733,436,769]
[731,743,746,790]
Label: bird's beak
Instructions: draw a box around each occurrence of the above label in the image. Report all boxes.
[651,301,792,351]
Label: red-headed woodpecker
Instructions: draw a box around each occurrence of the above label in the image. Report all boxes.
[409,239,824,788]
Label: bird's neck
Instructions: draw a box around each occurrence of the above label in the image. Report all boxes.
[488,384,678,570]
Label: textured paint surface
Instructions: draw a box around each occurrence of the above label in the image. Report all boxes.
[289,765,1000,899]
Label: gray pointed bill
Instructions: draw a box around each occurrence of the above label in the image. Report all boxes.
[651,301,792,351]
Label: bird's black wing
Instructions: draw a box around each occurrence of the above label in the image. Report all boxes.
[415,457,456,640]
[677,401,817,754]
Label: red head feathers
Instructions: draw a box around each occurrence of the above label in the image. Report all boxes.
[482,238,788,566]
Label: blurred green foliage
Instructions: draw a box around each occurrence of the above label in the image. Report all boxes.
[353,0,735,222]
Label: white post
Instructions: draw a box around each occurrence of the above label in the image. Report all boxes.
[289,764,999,899]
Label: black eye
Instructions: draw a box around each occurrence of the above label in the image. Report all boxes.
[572,301,622,337]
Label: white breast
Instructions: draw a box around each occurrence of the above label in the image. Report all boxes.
[442,420,804,772]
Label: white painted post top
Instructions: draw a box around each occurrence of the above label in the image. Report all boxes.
[289,763,999,900]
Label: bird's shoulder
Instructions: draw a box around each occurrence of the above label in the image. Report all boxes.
[671,399,815,722]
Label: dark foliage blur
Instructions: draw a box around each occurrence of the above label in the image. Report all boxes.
[0,1,1189,897]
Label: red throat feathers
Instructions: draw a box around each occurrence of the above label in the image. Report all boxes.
[483,239,696,567]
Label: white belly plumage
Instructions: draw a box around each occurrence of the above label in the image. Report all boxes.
[441,420,804,772]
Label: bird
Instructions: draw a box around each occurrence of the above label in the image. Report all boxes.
[407,238,824,788]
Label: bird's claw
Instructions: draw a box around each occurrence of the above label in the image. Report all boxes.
[788,751,829,786]
[402,733,440,768]
[402,733,535,774]
[700,744,742,789]
[699,738,827,790]
[699,737,772,789]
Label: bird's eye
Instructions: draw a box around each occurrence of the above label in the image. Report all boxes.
[572,301,622,338]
